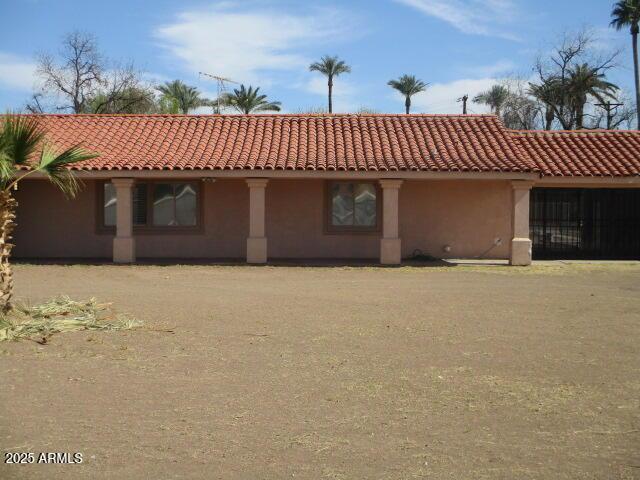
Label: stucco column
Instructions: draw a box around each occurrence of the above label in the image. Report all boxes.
[510,180,534,266]
[246,178,268,264]
[112,178,135,263]
[379,179,403,265]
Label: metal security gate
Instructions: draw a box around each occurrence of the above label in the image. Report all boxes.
[530,188,640,259]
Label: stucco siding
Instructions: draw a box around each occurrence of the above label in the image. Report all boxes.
[267,180,380,259]
[134,179,248,259]
[400,180,512,259]
[14,178,512,261]
[14,180,112,259]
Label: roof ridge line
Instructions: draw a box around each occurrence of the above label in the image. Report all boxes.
[11,113,499,119]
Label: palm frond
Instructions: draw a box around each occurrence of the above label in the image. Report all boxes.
[157,80,209,114]
[1,114,45,166]
[0,153,15,187]
[387,75,428,96]
[36,144,97,198]
[309,55,351,77]
[253,101,282,112]
[222,84,281,114]
[611,0,640,31]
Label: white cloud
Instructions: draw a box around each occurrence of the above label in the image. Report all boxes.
[154,3,354,86]
[394,0,521,40]
[410,78,500,114]
[0,53,37,91]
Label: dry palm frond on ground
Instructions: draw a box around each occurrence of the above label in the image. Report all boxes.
[0,296,141,342]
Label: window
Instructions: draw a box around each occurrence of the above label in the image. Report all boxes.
[101,181,200,230]
[327,181,379,232]
[152,183,197,226]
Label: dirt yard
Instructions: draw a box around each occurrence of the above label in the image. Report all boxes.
[1,263,639,479]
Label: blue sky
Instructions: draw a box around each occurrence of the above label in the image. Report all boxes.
[0,0,633,114]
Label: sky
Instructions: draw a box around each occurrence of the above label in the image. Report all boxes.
[0,0,634,115]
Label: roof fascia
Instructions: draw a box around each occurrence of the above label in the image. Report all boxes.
[24,170,539,181]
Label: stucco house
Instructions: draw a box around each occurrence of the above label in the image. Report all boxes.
[13,114,640,265]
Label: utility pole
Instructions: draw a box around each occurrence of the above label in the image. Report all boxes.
[457,94,469,114]
[198,72,239,113]
[595,101,624,129]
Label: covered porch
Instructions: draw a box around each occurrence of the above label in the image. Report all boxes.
[14,173,534,266]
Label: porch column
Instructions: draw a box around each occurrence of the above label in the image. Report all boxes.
[510,180,534,266]
[379,179,403,265]
[112,178,135,263]
[246,178,268,264]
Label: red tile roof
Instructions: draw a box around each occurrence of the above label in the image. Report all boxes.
[21,114,640,177]
[29,114,534,173]
[513,130,640,177]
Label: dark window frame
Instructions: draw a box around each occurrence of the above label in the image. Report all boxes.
[324,180,381,235]
[97,180,204,235]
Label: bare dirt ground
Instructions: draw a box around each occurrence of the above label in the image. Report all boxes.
[1,263,639,479]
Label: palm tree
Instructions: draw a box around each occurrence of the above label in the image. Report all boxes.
[221,85,281,114]
[0,115,96,312]
[387,75,428,114]
[309,55,351,113]
[568,64,618,129]
[157,80,209,114]
[473,85,510,117]
[529,79,564,130]
[611,0,640,129]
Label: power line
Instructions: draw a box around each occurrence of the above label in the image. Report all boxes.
[595,101,624,129]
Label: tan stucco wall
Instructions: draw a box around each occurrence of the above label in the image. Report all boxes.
[13,180,112,258]
[14,178,512,260]
[400,180,512,259]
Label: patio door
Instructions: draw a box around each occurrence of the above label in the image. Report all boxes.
[530,188,640,259]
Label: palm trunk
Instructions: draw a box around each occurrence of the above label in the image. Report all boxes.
[576,103,584,129]
[328,79,333,114]
[0,190,17,313]
[405,96,410,114]
[633,30,640,130]
[545,106,554,131]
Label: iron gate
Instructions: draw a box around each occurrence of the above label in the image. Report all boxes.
[530,188,640,259]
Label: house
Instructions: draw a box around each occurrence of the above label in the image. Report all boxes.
[13,114,640,265]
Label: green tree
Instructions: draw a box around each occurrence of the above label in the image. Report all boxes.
[387,75,428,114]
[157,80,210,114]
[0,115,96,312]
[568,64,618,129]
[221,85,281,114]
[473,85,510,117]
[611,0,640,129]
[86,86,156,114]
[309,55,351,114]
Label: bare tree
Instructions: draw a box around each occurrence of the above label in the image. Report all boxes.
[531,29,621,130]
[591,91,638,129]
[500,79,544,130]
[29,31,152,114]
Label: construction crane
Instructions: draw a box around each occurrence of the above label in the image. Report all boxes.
[199,72,239,113]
